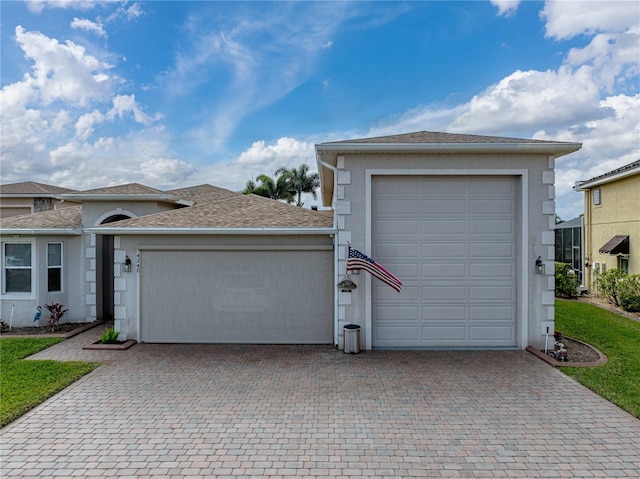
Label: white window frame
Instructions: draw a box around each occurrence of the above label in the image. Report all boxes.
[47,242,63,293]
[1,238,36,299]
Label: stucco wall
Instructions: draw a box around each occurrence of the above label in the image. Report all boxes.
[0,235,84,327]
[332,152,556,350]
[584,174,640,290]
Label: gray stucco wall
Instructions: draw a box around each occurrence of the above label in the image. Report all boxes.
[333,152,556,350]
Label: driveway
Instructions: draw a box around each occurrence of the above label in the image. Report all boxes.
[2,325,639,478]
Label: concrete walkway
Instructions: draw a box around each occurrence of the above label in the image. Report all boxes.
[2,325,639,478]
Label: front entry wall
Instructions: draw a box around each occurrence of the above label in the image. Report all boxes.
[371,176,518,348]
[140,249,334,343]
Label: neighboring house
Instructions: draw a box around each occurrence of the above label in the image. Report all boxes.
[1,130,583,351]
[0,181,78,218]
[315,131,581,350]
[575,160,640,292]
[554,216,584,286]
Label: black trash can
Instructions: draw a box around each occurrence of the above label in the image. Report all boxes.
[343,324,361,354]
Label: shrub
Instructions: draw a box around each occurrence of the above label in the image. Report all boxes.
[99,327,120,344]
[555,262,580,298]
[619,274,640,312]
[43,302,68,332]
[595,268,627,306]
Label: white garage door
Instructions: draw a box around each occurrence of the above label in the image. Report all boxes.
[372,176,517,348]
[140,248,333,343]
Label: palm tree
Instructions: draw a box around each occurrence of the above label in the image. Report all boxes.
[242,174,295,203]
[275,164,320,207]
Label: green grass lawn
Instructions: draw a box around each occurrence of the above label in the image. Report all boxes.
[0,337,99,427]
[555,299,640,418]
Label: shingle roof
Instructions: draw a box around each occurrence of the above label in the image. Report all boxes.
[0,181,76,195]
[97,194,334,229]
[73,183,166,195]
[322,131,572,145]
[165,184,241,205]
[0,205,83,230]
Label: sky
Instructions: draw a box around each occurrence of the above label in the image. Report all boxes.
[0,0,638,219]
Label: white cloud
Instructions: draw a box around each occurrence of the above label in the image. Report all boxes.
[541,0,639,40]
[491,0,521,17]
[14,25,115,106]
[107,94,160,125]
[70,17,106,36]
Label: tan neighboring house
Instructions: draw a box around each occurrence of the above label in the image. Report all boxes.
[0,182,78,218]
[575,160,640,292]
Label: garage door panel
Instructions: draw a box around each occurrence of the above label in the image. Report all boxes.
[469,262,514,278]
[374,199,420,215]
[469,242,514,258]
[422,242,465,257]
[422,219,466,234]
[422,199,466,214]
[373,175,517,348]
[420,178,467,195]
[422,285,466,301]
[375,219,419,235]
[141,250,332,343]
[470,305,514,321]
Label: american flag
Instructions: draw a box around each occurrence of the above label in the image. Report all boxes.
[347,246,402,292]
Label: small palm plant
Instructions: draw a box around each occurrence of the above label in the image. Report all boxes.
[44,302,68,332]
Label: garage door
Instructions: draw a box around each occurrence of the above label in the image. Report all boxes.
[372,176,517,348]
[140,248,333,343]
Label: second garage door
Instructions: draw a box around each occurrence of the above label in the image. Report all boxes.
[139,248,333,343]
[372,176,518,348]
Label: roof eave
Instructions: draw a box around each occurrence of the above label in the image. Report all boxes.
[575,166,640,190]
[0,228,82,236]
[85,227,337,235]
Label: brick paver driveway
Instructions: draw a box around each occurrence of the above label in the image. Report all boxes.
[2,325,639,478]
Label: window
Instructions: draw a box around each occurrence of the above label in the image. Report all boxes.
[47,243,62,292]
[593,188,601,205]
[2,242,33,294]
[619,256,629,274]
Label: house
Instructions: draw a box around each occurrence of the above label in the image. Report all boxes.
[575,160,640,292]
[1,184,335,343]
[0,182,78,218]
[315,131,581,350]
[1,130,583,350]
[554,216,584,286]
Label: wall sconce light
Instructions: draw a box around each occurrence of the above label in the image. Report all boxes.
[535,256,545,275]
[123,256,132,273]
[337,276,357,292]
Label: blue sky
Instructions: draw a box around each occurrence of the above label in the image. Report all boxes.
[1,1,638,219]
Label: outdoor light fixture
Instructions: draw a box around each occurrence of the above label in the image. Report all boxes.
[535,256,545,275]
[123,256,132,273]
[337,276,357,292]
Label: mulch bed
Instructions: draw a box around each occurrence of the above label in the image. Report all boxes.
[527,335,607,368]
[0,321,103,339]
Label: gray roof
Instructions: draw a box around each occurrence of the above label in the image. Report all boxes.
[0,181,76,196]
[321,131,574,145]
[96,193,333,230]
[0,205,83,231]
[1,182,333,233]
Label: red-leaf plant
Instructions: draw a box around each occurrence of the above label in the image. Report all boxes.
[44,302,69,332]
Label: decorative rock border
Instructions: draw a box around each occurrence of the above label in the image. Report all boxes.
[83,339,137,350]
[527,337,608,367]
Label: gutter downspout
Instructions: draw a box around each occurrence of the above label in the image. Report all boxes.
[319,159,339,348]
